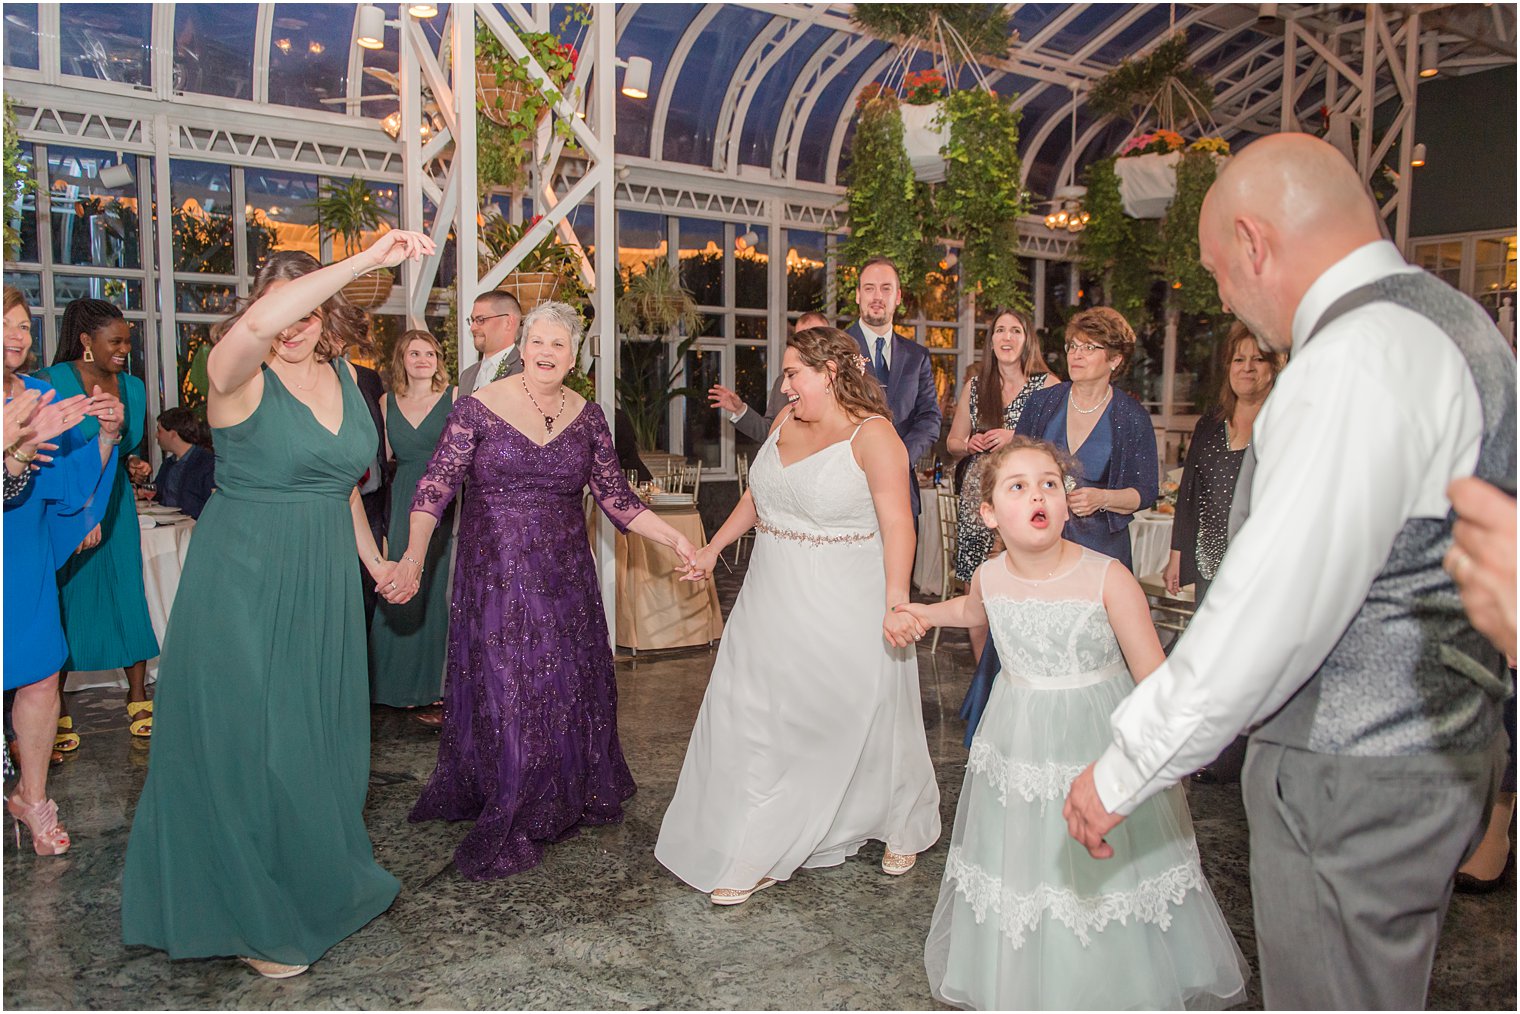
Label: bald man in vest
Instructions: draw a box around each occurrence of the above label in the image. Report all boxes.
[1063,133,1514,1009]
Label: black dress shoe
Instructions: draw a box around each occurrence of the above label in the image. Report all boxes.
[1455,851,1513,894]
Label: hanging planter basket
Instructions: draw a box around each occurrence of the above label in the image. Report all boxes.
[342,269,395,309]
[899,100,949,183]
[477,73,542,128]
[500,270,567,312]
[1115,151,1181,219]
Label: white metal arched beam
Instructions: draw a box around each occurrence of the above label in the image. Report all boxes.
[708,14,793,172]
[1011,3,1231,117]
[720,15,826,173]
[778,31,874,181]
[823,47,900,186]
[770,28,857,177]
[1022,20,1281,188]
[650,5,722,162]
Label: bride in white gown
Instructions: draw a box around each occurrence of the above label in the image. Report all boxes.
[658,326,941,905]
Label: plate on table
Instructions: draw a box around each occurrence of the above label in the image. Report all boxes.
[1137,508,1174,522]
[138,504,181,517]
[648,494,695,507]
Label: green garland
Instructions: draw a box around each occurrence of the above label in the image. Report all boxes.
[1088,34,1212,126]
[840,94,925,296]
[939,89,1030,312]
[1158,150,1221,318]
[3,96,35,259]
[1078,157,1158,326]
[850,4,1012,61]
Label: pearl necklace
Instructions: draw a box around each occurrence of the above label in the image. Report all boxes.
[522,377,567,434]
[1069,385,1112,415]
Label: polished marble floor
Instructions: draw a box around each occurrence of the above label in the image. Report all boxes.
[5,572,1515,1010]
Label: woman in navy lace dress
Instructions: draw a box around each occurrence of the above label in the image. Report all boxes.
[390,301,698,880]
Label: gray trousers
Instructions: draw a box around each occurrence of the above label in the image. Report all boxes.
[1242,736,1506,1010]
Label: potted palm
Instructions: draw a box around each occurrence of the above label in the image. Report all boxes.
[314,175,393,308]
[615,258,704,459]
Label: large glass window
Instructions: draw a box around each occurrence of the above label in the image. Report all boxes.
[60,3,151,85]
[1474,235,1517,317]
[785,229,826,312]
[735,225,767,309]
[244,168,322,266]
[678,217,724,308]
[3,4,39,70]
[173,4,257,100]
[7,141,40,264]
[267,4,356,111]
[171,160,236,275]
[46,145,142,269]
[682,346,724,469]
[732,342,768,462]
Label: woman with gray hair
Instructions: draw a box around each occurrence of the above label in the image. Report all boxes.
[389,300,700,880]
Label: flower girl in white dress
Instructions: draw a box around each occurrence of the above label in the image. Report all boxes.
[904,437,1247,1010]
[657,327,940,906]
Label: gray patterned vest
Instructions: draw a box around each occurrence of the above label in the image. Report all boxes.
[1233,271,1516,756]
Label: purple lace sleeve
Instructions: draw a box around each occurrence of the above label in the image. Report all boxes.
[585,406,647,533]
[410,400,479,521]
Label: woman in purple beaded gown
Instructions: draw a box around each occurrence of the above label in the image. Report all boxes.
[389,301,698,880]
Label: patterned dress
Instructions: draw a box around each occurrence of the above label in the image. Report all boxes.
[407,398,645,880]
[955,373,1048,581]
[925,548,1248,1010]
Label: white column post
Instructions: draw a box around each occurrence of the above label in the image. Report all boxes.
[454,3,480,379]
[592,3,619,641]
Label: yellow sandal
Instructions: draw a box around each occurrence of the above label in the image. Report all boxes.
[127,700,153,738]
[53,716,80,753]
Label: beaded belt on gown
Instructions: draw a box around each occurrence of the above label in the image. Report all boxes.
[755,520,876,547]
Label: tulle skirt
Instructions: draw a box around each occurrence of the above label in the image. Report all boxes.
[925,664,1247,1010]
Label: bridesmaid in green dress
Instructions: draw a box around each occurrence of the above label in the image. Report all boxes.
[122,230,435,979]
[370,329,457,711]
[37,299,159,741]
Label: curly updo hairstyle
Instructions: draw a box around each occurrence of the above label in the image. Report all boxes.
[786,326,892,423]
[212,251,370,362]
[1066,306,1137,378]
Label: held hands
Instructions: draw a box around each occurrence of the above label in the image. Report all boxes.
[1062,763,1123,860]
[883,602,928,649]
[379,554,423,605]
[707,385,744,415]
[359,230,437,273]
[681,544,720,583]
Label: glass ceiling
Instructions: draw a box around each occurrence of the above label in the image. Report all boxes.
[5,3,1515,201]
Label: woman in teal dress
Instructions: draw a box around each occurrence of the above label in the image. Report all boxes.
[37,299,159,741]
[370,329,457,711]
[122,230,435,979]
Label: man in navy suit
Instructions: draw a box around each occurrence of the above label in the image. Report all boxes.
[846,257,942,516]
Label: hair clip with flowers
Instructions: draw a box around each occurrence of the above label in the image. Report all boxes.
[851,353,868,375]
[1063,475,1078,494]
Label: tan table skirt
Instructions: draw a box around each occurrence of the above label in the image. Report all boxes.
[614,505,724,651]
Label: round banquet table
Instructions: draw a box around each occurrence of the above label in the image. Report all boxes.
[1127,510,1175,581]
[614,503,723,652]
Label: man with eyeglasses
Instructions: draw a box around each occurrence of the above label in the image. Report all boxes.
[458,290,524,394]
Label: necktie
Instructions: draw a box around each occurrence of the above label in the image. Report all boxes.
[874,335,890,386]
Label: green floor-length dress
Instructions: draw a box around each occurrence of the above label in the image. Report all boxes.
[122,362,400,966]
[368,388,456,707]
[34,362,160,670]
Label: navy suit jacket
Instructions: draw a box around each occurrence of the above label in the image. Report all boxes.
[847,322,942,514]
[155,444,216,519]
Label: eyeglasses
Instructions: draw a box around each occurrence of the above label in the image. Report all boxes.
[466,312,514,326]
[1064,342,1106,354]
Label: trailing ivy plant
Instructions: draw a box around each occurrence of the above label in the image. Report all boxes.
[840,93,925,298]
[1088,33,1213,130]
[1157,150,1221,318]
[475,15,582,194]
[1078,157,1159,326]
[939,89,1030,312]
[3,96,35,259]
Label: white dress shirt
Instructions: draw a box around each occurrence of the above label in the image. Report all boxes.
[473,346,516,393]
[858,320,894,371]
[1093,240,1485,815]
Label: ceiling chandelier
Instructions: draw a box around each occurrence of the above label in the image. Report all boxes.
[1045,85,1089,234]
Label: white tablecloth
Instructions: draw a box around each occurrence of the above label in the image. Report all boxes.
[1128,511,1174,581]
[913,485,949,597]
[65,514,195,692]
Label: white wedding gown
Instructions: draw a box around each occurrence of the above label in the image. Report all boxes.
[655,415,942,893]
